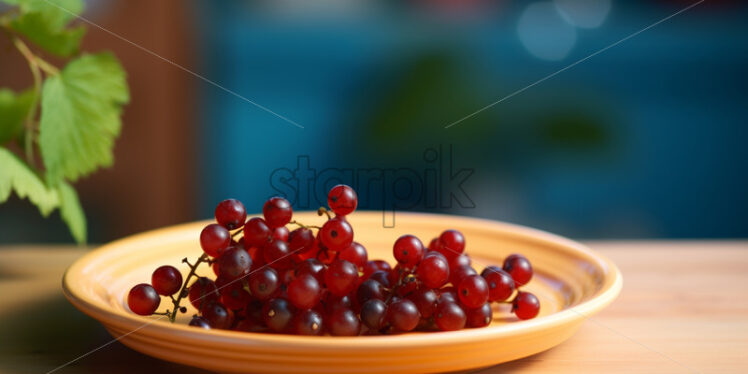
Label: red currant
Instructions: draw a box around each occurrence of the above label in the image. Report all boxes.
[503,254,533,286]
[151,265,183,296]
[287,273,322,309]
[324,259,359,297]
[263,197,293,228]
[513,291,540,320]
[387,299,420,332]
[319,217,354,251]
[243,217,271,247]
[482,267,515,302]
[200,223,230,257]
[127,283,160,315]
[457,274,489,309]
[393,235,424,269]
[214,199,246,230]
[327,184,358,216]
[434,301,466,331]
[465,303,493,328]
[417,254,449,289]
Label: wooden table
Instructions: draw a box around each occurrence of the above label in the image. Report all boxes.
[1,242,746,374]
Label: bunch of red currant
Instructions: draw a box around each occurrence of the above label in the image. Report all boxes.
[128,184,540,335]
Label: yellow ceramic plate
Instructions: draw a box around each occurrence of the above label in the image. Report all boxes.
[63,212,622,374]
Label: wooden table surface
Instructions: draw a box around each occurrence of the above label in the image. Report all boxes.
[0,241,746,374]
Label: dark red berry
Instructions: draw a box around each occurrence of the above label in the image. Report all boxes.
[249,267,279,301]
[503,254,533,286]
[218,247,252,280]
[328,308,361,336]
[324,259,359,297]
[127,283,160,315]
[215,199,246,230]
[202,302,234,329]
[263,197,293,228]
[388,299,420,332]
[465,303,493,328]
[151,265,183,296]
[483,267,515,302]
[513,291,540,320]
[243,218,272,247]
[434,301,466,331]
[292,309,324,336]
[200,223,230,257]
[287,273,322,309]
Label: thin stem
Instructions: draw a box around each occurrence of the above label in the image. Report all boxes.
[12,37,42,165]
[289,220,320,230]
[169,253,209,322]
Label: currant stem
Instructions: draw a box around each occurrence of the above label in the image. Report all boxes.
[289,220,321,230]
[317,207,332,220]
[169,253,209,322]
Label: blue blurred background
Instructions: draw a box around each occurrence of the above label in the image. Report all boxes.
[1,0,746,242]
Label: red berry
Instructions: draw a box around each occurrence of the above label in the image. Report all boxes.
[360,299,388,330]
[127,283,160,315]
[287,273,322,309]
[295,258,325,284]
[263,298,295,332]
[217,247,252,280]
[319,218,354,251]
[465,303,493,328]
[417,254,450,289]
[482,267,515,302]
[272,226,289,241]
[202,302,234,329]
[503,254,533,286]
[513,291,540,320]
[218,279,251,310]
[339,241,368,269]
[324,259,359,297]
[457,274,489,309]
[327,184,358,216]
[188,277,219,311]
[200,223,230,257]
[407,288,438,318]
[248,267,279,301]
[263,239,292,270]
[215,199,246,229]
[388,299,420,332]
[151,265,183,296]
[356,279,386,305]
[292,309,324,336]
[263,197,293,228]
[243,218,271,247]
[434,301,466,331]
[393,235,424,269]
[450,266,477,287]
[328,308,361,336]
[438,229,465,258]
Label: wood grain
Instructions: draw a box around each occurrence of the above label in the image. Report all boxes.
[1,241,746,373]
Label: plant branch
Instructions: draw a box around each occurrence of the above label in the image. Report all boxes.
[12,37,42,165]
[169,253,209,322]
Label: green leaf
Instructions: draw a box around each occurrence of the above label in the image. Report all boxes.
[10,0,85,57]
[0,88,34,144]
[0,146,59,216]
[57,180,86,244]
[39,52,129,183]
